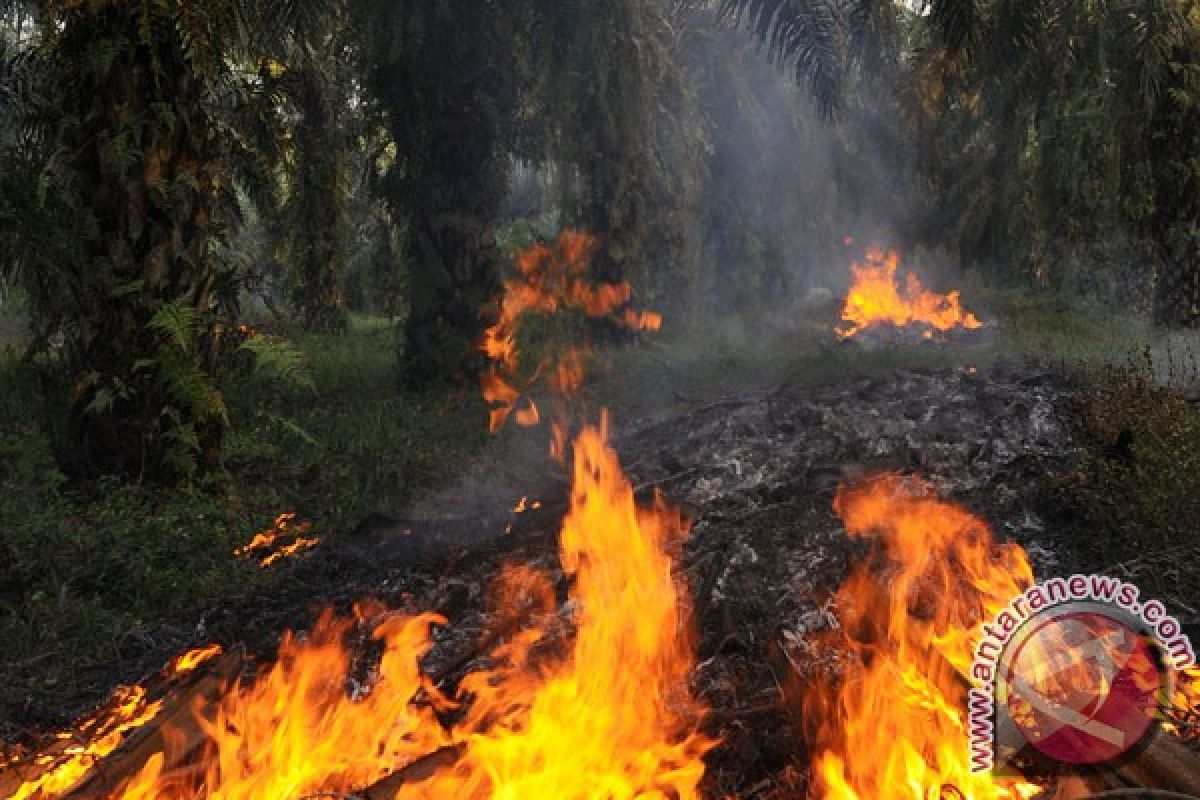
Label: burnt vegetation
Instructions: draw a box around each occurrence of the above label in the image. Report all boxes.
[1,0,1199,796]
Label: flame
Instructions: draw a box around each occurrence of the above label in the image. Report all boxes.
[234,512,319,568]
[1164,665,1200,741]
[836,248,982,339]
[0,644,227,800]
[804,474,1037,800]
[146,609,448,800]
[168,644,223,674]
[7,424,708,800]
[408,419,711,798]
[2,687,165,800]
[480,230,660,433]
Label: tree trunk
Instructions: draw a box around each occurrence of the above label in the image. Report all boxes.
[52,1,225,482]
[359,0,512,386]
[292,63,348,333]
[1153,251,1200,329]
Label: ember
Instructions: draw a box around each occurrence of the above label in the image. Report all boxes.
[836,248,982,339]
[234,512,320,568]
[1,645,225,800]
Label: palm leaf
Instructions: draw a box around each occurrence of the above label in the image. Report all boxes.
[716,0,845,112]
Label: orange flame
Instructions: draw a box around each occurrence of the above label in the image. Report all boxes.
[836,248,982,339]
[1165,665,1200,739]
[234,512,319,568]
[144,609,448,800]
[7,424,709,800]
[409,419,712,797]
[1,644,227,800]
[480,230,660,433]
[805,474,1037,800]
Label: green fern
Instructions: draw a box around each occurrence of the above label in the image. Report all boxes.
[237,334,316,392]
[148,300,202,351]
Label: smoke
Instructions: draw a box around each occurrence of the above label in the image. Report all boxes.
[676,17,926,309]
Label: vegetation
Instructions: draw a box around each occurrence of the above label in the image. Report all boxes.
[1041,349,1200,613]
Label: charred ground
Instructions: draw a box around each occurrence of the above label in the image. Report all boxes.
[4,300,1199,796]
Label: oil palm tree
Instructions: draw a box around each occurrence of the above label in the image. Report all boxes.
[2,0,337,481]
[356,0,538,385]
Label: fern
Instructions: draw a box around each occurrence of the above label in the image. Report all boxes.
[148,300,201,350]
[237,334,316,391]
[157,348,229,425]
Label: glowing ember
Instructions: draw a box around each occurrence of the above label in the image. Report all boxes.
[167,643,223,674]
[234,512,319,568]
[836,248,982,339]
[481,230,661,433]
[5,424,708,800]
[805,474,1038,800]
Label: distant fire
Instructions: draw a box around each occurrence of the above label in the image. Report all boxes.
[234,512,319,568]
[836,248,982,339]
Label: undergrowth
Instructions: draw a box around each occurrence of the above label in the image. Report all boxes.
[0,315,488,730]
[1040,348,1200,608]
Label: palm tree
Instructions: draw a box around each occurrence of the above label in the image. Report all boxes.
[356,0,536,385]
[262,28,353,333]
[2,0,336,482]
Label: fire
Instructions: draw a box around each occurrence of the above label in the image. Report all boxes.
[121,608,450,800]
[481,230,661,433]
[234,512,319,568]
[1165,665,1200,741]
[805,474,1037,800]
[5,424,708,800]
[836,248,982,339]
[1,644,222,800]
[409,419,711,798]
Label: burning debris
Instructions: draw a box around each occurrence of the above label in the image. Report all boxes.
[836,248,983,340]
[1,645,233,800]
[234,512,320,568]
[800,474,1039,800]
[4,231,1197,800]
[2,422,710,800]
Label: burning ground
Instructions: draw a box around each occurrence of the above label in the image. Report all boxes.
[3,235,1200,800]
[11,346,1200,798]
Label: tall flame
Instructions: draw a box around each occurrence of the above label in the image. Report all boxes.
[408,418,711,798]
[481,230,660,433]
[805,474,1036,800]
[836,248,982,339]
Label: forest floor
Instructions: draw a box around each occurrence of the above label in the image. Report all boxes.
[2,292,1200,770]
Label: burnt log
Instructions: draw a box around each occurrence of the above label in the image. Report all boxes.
[65,653,243,799]
[359,743,466,799]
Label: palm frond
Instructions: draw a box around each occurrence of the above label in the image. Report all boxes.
[928,0,979,55]
[716,0,845,112]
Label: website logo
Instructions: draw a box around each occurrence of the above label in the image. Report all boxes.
[967,574,1194,775]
